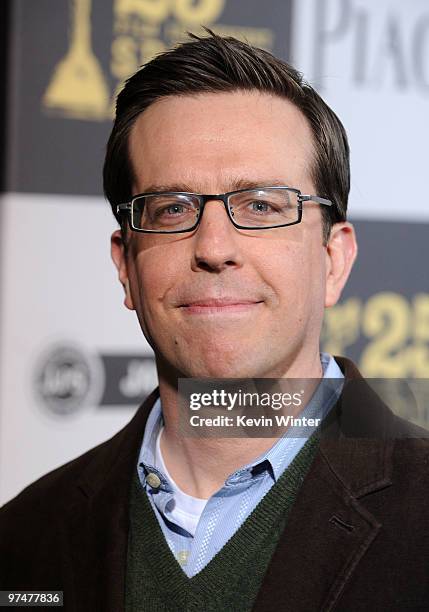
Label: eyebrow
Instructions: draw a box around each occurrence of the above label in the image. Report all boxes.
[136,178,295,195]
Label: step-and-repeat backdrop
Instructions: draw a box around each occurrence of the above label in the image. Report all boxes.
[1,0,428,504]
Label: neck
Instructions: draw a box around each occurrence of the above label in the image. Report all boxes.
[155,351,323,499]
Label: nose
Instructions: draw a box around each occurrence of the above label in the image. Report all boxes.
[191,200,244,273]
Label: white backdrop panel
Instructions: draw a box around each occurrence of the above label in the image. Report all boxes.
[0,193,155,505]
[292,0,429,221]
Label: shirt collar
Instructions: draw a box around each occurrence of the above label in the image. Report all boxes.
[137,353,344,490]
[137,398,168,490]
[234,353,344,482]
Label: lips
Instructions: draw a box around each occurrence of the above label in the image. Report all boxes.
[181,298,261,307]
[179,298,264,315]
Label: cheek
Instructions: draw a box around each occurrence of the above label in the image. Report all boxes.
[262,242,325,312]
[294,248,327,319]
[130,245,184,316]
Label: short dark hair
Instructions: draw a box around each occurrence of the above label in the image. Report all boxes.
[103,30,349,244]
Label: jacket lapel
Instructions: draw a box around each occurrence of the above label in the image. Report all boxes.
[252,443,391,611]
[68,388,160,612]
[253,359,395,612]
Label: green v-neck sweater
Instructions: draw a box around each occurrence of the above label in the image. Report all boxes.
[125,434,319,612]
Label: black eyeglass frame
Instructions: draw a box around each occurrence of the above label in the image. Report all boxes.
[116,186,333,234]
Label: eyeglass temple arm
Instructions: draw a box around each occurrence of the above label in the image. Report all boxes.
[299,195,332,207]
[116,203,132,214]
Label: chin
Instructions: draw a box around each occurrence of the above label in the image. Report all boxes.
[184,356,266,380]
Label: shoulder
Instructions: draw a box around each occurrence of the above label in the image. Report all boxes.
[0,389,158,523]
[0,392,155,589]
[0,437,116,588]
[390,415,429,473]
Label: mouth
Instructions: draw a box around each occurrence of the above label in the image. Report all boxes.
[179,299,264,315]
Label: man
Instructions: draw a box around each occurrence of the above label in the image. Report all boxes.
[1,31,428,611]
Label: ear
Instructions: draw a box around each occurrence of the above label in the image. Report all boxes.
[111,230,135,310]
[324,222,358,308]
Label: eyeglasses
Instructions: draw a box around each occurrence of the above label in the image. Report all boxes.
[116,186,332,234]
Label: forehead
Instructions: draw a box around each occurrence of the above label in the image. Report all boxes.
[128,91,315,193]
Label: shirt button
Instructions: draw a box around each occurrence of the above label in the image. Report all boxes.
[177,550,189,565]
[146,472,161,489]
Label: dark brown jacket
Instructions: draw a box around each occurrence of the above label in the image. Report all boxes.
[1,358,428,611]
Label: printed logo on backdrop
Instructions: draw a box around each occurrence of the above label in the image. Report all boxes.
[8,0,292,194]
[33,343,157,417]
[306,0,429,93]
[42,0,289,122]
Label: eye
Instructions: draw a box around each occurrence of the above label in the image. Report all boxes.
[164,204,186,215]
[154,202,190,218]
[248,200,277,214]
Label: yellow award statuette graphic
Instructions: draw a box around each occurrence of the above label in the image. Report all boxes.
[42,0,276,122]
[43,0,110,120]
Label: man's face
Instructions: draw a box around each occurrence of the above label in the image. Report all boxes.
[112,91,355,379]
